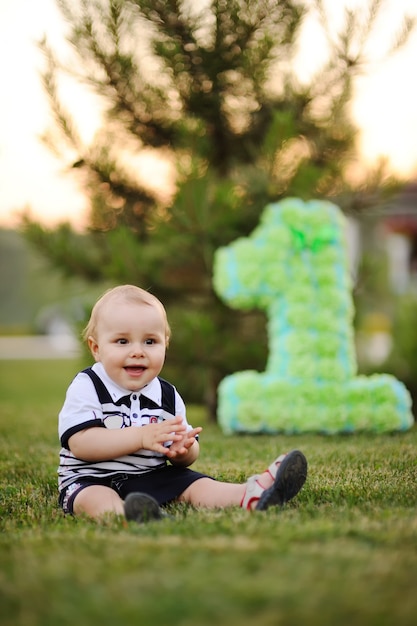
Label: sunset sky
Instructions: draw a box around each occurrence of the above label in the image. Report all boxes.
[1,0,417,229]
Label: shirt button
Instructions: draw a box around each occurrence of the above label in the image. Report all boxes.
[132,394,137,400]
[132,413,138,418]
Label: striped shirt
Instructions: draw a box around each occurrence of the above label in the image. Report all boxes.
[58,362,192,491]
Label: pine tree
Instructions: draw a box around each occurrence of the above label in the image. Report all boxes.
[22,0,415,415]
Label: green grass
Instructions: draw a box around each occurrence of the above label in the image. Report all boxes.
[1,360,416,626]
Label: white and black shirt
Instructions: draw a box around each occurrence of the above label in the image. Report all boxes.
[58,362,192,491]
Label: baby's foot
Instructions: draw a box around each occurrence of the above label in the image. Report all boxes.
[241,450,307,510]
[124,492,167,523]
[256,450,307,510]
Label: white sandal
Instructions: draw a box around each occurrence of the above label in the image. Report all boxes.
[240,453,287,510]
[241,451,307,510]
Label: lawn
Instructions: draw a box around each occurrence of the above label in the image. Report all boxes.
[1,359,416,626]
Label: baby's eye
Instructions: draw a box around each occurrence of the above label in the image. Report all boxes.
[116,338,129,345]
[144,338,156,345]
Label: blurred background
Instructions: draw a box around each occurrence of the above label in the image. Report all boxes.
[1,0,417,417]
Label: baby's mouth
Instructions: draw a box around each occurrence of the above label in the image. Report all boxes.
[124,365,146,374]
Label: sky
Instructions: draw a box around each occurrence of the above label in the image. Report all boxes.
[1,0,417,229]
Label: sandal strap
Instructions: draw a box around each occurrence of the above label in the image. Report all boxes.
[266,453,287,480]
[240,474,263,510]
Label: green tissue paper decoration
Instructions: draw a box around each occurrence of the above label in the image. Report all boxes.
[213,198,414,434]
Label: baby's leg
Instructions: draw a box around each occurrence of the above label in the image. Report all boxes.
[73,484,125,519]
[179,477,246,508]
[179,450,307,510]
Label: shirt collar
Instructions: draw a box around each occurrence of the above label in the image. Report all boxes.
[92,362,162,405]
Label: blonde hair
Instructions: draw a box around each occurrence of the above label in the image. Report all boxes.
[82,285,171,345]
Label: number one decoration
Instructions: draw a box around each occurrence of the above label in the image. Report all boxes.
[213,198,413,433]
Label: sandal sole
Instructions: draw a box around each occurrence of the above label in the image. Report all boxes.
[124,492,166,523]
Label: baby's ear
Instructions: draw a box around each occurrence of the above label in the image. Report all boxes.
[87,336,100,361]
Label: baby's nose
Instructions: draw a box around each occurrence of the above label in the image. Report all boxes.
[129,343,145,357]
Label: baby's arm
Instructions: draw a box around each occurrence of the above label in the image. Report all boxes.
[68,415,187,461]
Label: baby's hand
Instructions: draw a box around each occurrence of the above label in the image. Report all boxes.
[140,416,186,455]
[165,426,202,459]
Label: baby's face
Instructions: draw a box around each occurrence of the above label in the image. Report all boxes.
[88,299,167,391]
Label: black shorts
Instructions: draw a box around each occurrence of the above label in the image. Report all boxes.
[59,465,212,514]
